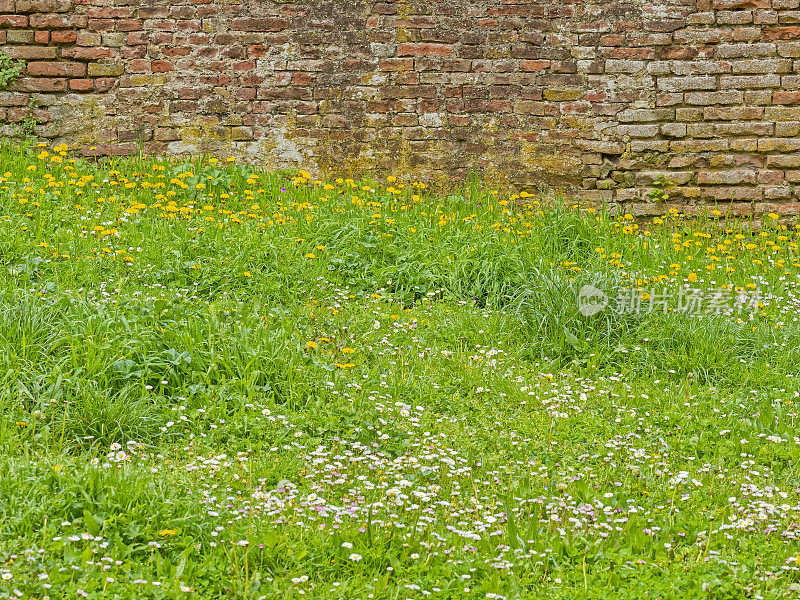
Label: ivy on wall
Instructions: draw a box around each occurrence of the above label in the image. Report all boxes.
[0,50,23,90]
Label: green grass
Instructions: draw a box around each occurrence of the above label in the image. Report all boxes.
[1,138,800,598]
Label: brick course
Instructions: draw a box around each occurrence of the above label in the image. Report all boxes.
[3,0,800,211]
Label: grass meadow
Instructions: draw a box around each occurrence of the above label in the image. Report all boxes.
[1,138,800,598]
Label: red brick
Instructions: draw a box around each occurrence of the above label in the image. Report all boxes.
[231,60,254,71]
[758,170,784,184]
[704,106,764,120]
[16,0,72,12]
[291,72,314,85]
[394,72,418,85]
[82,144,136,157]
[397,43,454,57]
[248,45,270,58]
[371,3,397,14]
[380,58,414,71]
[12,76,67,92]
[366,100,391,113]
[163,46,191,57]
[29,14,87,29]
[464,99,511,112]
[0,91,26,107]
[128,59,149,72]
[126,31,148,45]
[138,7,168,19]
[27,61,86,77]
[714,0,770,7]
[151,60,174,73]
[34,30,48,43]
[154,127,179,141]
[69,78,93,91]
[94,77,115,92]
[87,18,114,31]
[521,59,551,72]
[603,47,654,59]
[755,201,800,214]
[50,29,76,43]
[0,15,27,27]
[175,20,201,32]
[774,91,800,104]
[116,19,142,32]
[6,107,39,122]
[61,46,114,60]
[257,86,312,101]
[87,7,132,19]
[4,45,57,59]
[764,26,800,41]
[697,169,757,184]
[231,17,288,32]
[238,74,263,87]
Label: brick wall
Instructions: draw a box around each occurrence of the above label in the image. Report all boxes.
[2,0,800,212]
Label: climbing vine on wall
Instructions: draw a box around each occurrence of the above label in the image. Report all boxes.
[0,50,23,90]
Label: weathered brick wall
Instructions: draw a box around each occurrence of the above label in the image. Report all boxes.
[2,0,800,211]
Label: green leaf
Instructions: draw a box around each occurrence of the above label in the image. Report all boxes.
[83,509,101,536]
[505,500,520,549]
